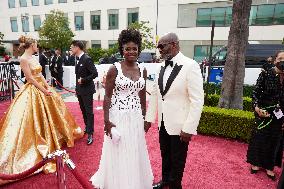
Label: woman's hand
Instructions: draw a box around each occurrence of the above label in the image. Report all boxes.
[144,121,151,133]
[104,121,116,138]
[255,107,270,118]
[44,89,52,96]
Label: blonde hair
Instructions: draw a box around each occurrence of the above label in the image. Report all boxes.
[18,35,36,50]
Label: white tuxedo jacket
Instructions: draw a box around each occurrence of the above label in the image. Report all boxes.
[145,52,204,135]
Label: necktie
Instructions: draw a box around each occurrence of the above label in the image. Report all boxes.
[76,57,80,65]
[165,60,173,67]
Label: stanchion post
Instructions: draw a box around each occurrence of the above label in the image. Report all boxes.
[56,155,66,189]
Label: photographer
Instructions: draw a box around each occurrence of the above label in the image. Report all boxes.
[247,50,284,180]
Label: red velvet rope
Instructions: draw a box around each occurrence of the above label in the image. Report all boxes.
[52,78,76,94]
[68,167,94,189]
[0,158,51,180]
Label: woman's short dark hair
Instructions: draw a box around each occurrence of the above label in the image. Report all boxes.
[118,28,142,56]
[71,40,85,50]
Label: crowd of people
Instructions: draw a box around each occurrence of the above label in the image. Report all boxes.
[0,27,283,189]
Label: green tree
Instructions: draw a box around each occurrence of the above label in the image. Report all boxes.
[38,10,74,50]
[87,44,119,64]
[218,0,252,110]
[128,21,155,51]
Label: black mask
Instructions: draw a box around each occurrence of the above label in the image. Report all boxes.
[276,61,284,71]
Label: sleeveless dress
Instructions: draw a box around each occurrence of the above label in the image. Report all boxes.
[90,62,153,189]
[0,58,83,185]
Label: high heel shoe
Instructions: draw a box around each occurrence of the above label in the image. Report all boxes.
[266,173,276,181]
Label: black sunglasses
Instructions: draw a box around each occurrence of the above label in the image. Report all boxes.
[157,42,173,49]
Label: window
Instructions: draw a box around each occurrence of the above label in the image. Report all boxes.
[108,9,119,30]
[90,11,101,30]
[108,40,116,49]
[10,17,18,32]
[195,3,284,27]
[249,5,257,25]
[91,40,101,49]
[21,16,30,32]
[32,0,39,6]
[8,0,15,8]
[194,45,223,62]
[196,8,211,26]
[19,0,27,7]
[211,8,226,26]
[127,8,139,26]
[274,4,284,25]
[33,15,41,31]
[225,7,232,26]
[178,4,191,27]
[75,12,84,30]
[255,4,274,25]
[196,7,232,27]
[44,0,53,5]
[58,0,67,2]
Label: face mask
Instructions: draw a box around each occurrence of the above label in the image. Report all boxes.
[277,61,284,71]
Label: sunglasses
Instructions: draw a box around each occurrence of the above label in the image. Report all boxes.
[157,42,173,49]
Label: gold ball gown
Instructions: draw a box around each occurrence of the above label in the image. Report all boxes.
[0,59,83,185]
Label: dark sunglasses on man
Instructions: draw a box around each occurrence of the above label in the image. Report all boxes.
[157,42,175,49]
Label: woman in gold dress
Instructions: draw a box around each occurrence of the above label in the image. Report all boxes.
[0,36,83,185]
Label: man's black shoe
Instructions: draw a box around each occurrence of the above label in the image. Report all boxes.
[153,180,166,189]
[87,134,93,145]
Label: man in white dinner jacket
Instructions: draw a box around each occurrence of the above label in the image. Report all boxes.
[145,33,204,189]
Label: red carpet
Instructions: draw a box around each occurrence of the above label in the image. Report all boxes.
[0,101,281,189]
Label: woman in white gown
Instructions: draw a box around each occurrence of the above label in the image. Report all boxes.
[90,29,153,188]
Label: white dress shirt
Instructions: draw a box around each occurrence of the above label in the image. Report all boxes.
[163,52,182,91]
[76,52,85,65]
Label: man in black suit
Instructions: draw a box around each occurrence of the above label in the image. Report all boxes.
[54,49,64,89]
[70,40,98,145]
[69,52,76,66]
[49,50,57,87]
[39,49,48,78]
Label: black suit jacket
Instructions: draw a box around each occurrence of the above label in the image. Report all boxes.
[69,55,76,66]
[75,53,98,95]
[55,55,64,73]
[39,53,48,76]
[39,53,48,69]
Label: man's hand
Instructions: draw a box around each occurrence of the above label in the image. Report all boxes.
[180,131,192,143]
[144,121,151,133]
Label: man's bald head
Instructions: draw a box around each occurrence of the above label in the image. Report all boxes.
[160,33,179,43]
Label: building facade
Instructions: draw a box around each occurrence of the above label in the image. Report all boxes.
[0,0,283,60]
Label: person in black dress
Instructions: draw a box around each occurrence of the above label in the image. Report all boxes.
[247,50,284,180]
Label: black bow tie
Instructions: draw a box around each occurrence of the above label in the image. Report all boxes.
[165,60,173,67]
[76,57,80,61]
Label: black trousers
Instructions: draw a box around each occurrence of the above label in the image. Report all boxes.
[77,94,94,134]
[51,71,57,87]
[159,121,189,189]
[56,72,63,88]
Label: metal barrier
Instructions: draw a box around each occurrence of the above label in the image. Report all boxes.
[0,61,20,101]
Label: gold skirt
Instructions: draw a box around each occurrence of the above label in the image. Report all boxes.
[0,79,83,185]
